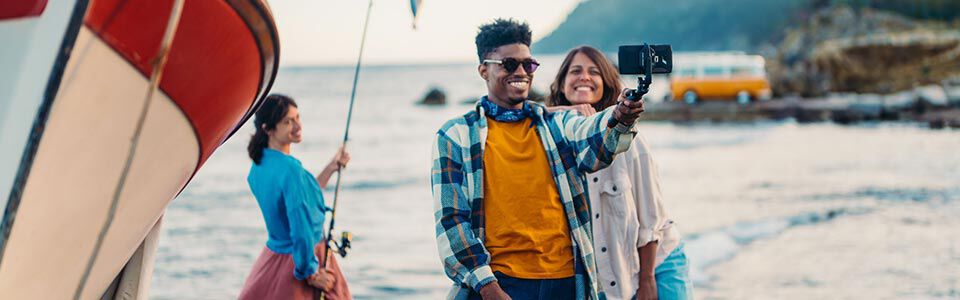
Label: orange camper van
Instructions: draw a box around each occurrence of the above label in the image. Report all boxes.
[670,52,772,104]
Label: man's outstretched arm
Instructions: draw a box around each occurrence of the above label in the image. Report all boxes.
[551,94,645,173]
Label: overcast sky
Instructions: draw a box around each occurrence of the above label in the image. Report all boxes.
[270,0,582,66]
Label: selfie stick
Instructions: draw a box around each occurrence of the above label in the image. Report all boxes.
[319,0,372,299]
[607,43,653,128]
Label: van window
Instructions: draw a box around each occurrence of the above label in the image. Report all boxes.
[677,67,696,77]
[731,66,760,76]
[703,66,724,76]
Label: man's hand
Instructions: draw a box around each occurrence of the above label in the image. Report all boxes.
[479,281,511,300]
[613,88,645,126]
[635,275,658,300]
[307,269,337,292]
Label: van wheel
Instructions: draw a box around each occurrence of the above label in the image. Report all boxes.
[683,90,698,104]
[736,90,751,105]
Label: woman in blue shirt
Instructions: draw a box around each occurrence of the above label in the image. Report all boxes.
[239,94,352,299]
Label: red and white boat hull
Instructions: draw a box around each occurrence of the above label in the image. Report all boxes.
[0,0,279,298]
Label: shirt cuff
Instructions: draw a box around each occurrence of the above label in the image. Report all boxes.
[637,228,663,248]
[294,263,318,281]
[465,265,497,292]
[613,121,638,134]
[612,122,637,153]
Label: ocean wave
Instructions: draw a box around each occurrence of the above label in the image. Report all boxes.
[326,177,424,191]
[803,187,960,203]
[684,207,872,286]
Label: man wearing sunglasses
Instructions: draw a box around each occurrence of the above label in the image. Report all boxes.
[431,19,645,300]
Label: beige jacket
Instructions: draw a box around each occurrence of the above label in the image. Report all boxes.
[587,134,680,300]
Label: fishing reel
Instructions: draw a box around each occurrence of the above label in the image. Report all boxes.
[331,231,353,258]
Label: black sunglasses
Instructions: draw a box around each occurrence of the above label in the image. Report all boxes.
[483,58,540,74]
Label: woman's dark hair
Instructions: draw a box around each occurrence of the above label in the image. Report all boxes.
[475,18,532,63]
[248,94,298,164]
[547,46,623,111]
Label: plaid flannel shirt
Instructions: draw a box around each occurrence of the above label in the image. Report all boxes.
[431,100,637,300]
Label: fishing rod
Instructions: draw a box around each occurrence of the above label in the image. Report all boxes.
[318,0,372,298]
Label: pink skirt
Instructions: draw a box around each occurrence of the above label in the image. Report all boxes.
[238,242,351,300]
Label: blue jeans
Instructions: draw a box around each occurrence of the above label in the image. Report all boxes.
[632,243,694,300]
[467,271,576,300]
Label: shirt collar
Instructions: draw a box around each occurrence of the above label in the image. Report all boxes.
[480,96,533,123]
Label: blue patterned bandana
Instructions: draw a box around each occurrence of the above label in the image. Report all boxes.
[480,96,532,123]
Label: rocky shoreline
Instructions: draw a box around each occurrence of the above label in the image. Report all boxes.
[642,95,960,129]
[415,86,960,129]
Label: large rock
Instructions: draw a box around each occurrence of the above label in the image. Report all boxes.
[767,6,960,97]
[419,87,446,105]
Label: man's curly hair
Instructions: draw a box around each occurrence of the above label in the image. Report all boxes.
[475,18,532,63]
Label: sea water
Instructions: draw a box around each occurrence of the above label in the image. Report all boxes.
[150,61,960,299]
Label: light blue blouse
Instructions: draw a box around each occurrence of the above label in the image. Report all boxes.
[247,148,328,280]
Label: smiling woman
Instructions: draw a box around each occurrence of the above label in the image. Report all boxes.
[545,46,694,300]
[547,46,623,113]
[240,94,352,300]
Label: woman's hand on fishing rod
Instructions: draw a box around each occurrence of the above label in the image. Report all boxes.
[329,146,351,169]
[307,269,338,291]
[317,146,351,189]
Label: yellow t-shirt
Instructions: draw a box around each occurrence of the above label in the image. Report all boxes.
[482,117,575,279]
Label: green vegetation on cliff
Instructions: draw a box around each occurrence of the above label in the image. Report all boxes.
[533,0,809,54]
[534,0,960,55]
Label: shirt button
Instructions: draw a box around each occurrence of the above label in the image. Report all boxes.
[595,213,600,219]
[593,177,598,183]
[601,247,607,252]
[610,281,616,287]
